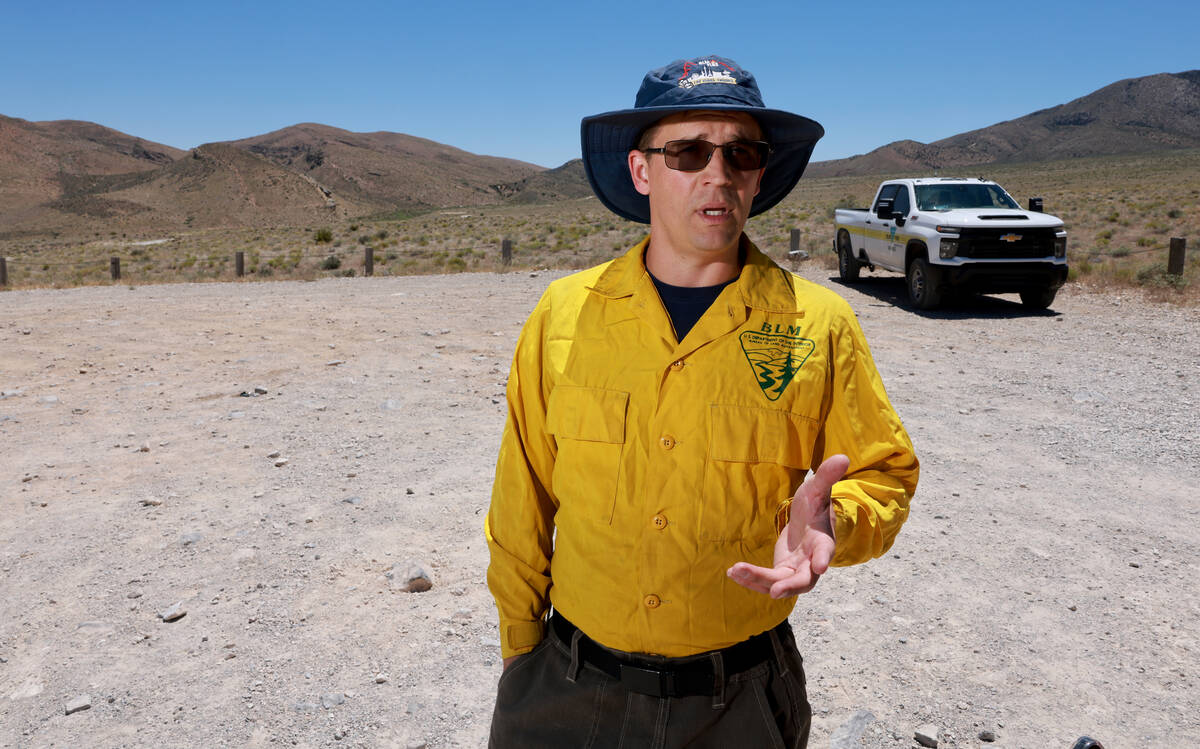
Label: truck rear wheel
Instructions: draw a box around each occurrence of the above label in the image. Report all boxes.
[907,257,943,310]
[837,230,861,282]
[1019,286,1058,310]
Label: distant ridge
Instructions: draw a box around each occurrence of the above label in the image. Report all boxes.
[806,70,1200,177]
[2,70,1199,235]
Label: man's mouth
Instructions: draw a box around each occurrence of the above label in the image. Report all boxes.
[701,206,729,216]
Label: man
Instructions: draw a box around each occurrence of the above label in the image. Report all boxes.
[485,55,918,747]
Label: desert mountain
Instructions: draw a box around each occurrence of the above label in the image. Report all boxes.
[492,159,594,204]
[228,123,545,214]
[0,115,184,228]
[807,70,1200,177]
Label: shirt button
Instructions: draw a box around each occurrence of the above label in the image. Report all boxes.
[651,514,668,530]
[644,594,661,609]
[659,435,676,450]
[669,360,685,371]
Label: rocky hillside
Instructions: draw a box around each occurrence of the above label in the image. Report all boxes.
[808,70,1200,177]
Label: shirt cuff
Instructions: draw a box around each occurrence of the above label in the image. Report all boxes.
[500,619,546,659]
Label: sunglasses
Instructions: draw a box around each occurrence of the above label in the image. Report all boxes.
[642,139,772,172]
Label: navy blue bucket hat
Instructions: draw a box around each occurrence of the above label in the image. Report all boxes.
[581,55,824,224]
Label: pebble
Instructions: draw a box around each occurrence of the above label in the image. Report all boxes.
[274,459,289,467]
[140,498,164,507]
[64,695,91,715]
[181,532,204,545]
[293,701,319,713]
[387,561,433,593]
[980,729,998,742]
[267,450,281,459]
[158,602,187,622]
[375,673,389,684]
[342,496,362,505]
[320,692,345,709]
[326,360,345,367]
[915,724,940,747]
[253,386,268,395]
[138,442,150,452]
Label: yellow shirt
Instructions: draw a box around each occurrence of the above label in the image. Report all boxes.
[485,238,919,658]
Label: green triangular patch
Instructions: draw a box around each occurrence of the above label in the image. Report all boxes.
[739,330,815,401]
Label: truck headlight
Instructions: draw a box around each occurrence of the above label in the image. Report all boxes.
[939,238,959,259]
[1054,233,1067,258]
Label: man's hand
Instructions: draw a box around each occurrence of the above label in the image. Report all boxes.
[726,454,850,599]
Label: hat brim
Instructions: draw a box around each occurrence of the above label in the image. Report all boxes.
[581,104,824,224]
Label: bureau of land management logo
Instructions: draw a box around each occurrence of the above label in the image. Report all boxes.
[739,324,815,401]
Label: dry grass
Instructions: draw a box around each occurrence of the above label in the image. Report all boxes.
[2,150,1197,303]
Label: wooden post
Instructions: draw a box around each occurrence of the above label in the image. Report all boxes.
[110,257,121,281]
[501,239,512,266]
[235,251,245,277]
[365,247,374,276]
[1168,237,1186,276]
[790,228,801,254]
[0,257,7,287]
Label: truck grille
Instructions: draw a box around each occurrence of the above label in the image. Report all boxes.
[958,228,1057,259]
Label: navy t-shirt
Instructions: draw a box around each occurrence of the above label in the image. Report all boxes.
[649,272,735,342]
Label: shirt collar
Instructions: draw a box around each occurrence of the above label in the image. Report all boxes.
[587,235,802,315]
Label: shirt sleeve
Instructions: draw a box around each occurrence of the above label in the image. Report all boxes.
[484,291,560,658]
[817,307,920,567]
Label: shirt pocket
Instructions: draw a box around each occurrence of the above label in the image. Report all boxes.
[546,385,628,525]
[700,404,815,543]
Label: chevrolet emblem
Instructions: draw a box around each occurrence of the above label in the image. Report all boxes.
[999,233,1022,243]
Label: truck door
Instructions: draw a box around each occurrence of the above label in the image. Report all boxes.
[883,184,912,267]
[865,183,900,267]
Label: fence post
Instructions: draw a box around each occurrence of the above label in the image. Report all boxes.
[235,251,245,277]
[790,228,801,254]
[501,238,512,266]
[1168,237,1186,276]
[110,257,121,281]
[0,257,7,287]
[365,247,374,276]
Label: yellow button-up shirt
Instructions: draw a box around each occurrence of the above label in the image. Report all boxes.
[485,238,918,658]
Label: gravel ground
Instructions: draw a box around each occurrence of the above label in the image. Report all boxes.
[1,263,1196,748]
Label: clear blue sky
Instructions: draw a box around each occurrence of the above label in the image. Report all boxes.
[3,0,1196,168]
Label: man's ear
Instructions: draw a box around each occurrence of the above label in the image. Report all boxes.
[628,150,651,197]
[753,167,764,197]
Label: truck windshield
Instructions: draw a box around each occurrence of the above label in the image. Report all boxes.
[915,184,1020,211]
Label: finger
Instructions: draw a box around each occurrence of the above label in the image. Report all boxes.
[795,453,850,505]
[727,562,793,595]
[770,570,822,598]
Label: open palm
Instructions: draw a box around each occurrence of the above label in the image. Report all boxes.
[727,454,850,599]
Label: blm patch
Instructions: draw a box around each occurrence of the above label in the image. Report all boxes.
[739,330,815,401]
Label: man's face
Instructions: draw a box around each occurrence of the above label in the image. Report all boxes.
[628,111,764,261]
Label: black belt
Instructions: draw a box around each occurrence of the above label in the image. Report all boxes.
[549,612,784,698]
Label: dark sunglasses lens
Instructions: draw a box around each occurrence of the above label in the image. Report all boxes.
[724,142,768,170]
[663,140,715,171]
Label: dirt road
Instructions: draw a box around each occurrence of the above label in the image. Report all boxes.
[1,265,1196,748]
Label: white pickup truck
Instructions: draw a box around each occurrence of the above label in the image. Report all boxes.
[833,178,1068,309]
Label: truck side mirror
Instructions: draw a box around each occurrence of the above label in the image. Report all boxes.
[875,198,895,221]
[1028,197,1044,212]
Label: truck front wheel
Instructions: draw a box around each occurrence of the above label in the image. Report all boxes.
[1019,286,1058,310]
[907,257,944,310]
[837,230,861,282]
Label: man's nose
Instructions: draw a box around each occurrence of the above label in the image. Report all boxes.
[701,146,736,183]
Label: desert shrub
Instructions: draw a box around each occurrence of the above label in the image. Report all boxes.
[1104,211,1120,223]
[1136,263,1188,288]
[1167,209,1183,219]
[447,257,467,272]
[314,228,333,243]
[1110,247,1131,258]
[321,255,341,270]
[349,224,359,232]
[341,269,356,277]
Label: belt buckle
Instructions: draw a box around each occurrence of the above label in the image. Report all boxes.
[619,664,674,697]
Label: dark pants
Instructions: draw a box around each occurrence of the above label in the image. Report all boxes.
[489,621,811,749]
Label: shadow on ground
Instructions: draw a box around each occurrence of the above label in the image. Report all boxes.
[824,274,1063,320]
